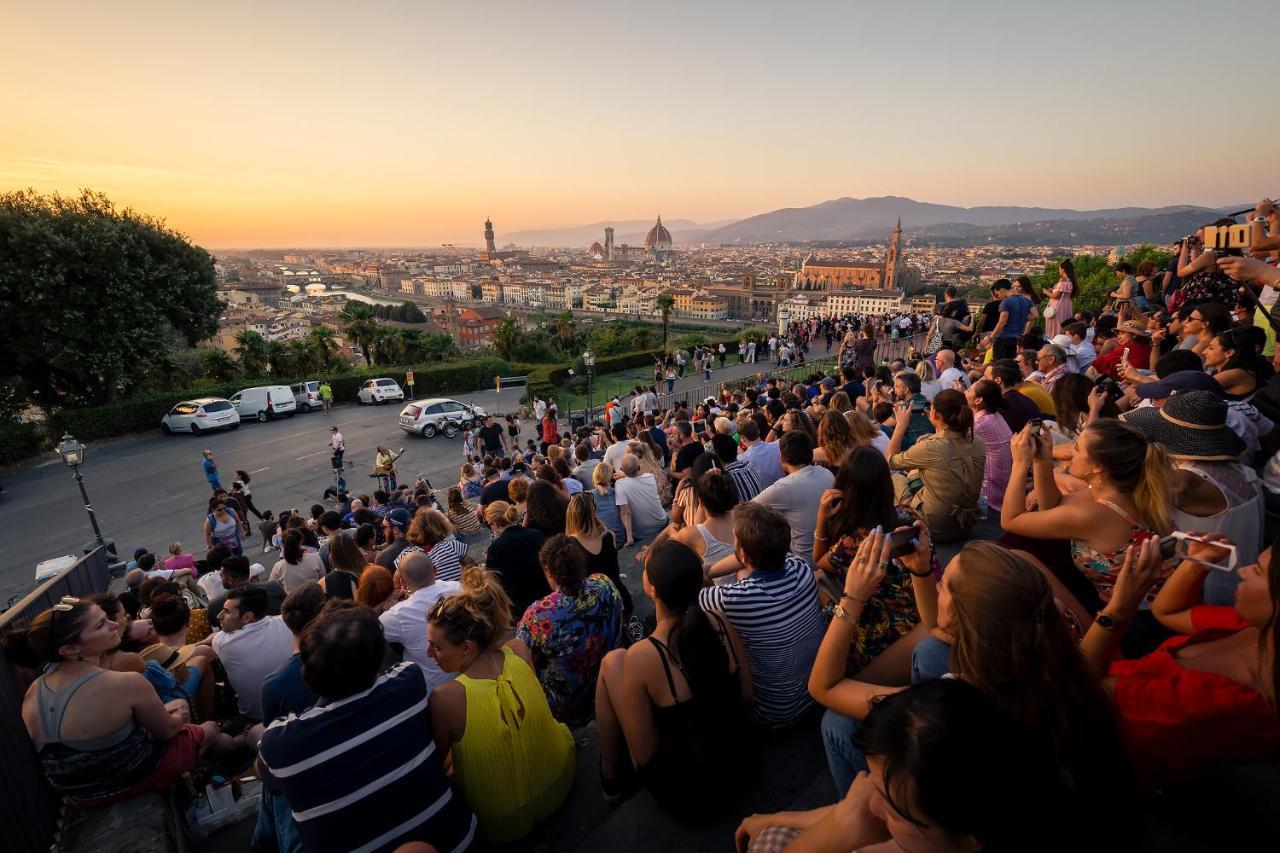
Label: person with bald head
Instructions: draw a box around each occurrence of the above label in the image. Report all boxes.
[378,551,461,689]
[615,452,668,547]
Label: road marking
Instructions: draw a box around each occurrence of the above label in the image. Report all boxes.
[295,449,329,460]
[150,493,184,506]
[249,467,271,474]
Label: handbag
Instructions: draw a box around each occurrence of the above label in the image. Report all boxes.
[1043,304,1057,320]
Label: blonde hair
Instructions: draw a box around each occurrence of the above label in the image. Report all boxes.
[483,500,521,528]
[914,360,937,382]
[461,462,476,479]
[828,391,852,413]
[565,492,605,538]
[547,445,564,464]
[429,565,514,644]
[1083,420,1174,533]
[844,409,881,446]
[592,462,615,492]
[168,541,184,556]
[406,508,453,548]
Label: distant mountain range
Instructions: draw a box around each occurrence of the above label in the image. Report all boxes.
[502,218,736,249]
[501,197,1237,249]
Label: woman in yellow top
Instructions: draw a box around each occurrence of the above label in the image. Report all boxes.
[427,566,575,844]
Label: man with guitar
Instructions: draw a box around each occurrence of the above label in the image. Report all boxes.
[374,445,404,491]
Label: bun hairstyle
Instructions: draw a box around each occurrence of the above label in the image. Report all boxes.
[429,565,513,647]
[539,534,588,597]
[930,388,974,439]
[483,500,521,528]
[3,600,98,667]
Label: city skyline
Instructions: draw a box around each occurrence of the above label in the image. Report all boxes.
[3,1,1274,248]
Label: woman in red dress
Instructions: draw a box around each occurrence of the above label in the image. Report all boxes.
[1080,534,1280,786]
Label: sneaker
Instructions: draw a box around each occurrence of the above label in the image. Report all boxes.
[600,759,637,807]
[626,615,645,644]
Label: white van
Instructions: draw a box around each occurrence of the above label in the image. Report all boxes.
[230,385,297,422]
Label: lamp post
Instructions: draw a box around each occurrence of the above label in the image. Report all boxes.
[583,349,596,424]
[56,433,109,555]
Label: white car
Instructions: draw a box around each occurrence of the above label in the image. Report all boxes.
[357,378,405,405]
[161,398,240,435]
[290,380,323,412]
[399,399,487,438]
[230,385,297,422]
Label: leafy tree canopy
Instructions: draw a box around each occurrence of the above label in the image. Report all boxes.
[0,189,221,406]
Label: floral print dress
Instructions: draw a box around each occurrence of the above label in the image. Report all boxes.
[516,574,624,724]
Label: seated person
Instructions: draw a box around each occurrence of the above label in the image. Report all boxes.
[258,602,476,853]
[3,597,236,805]
[1081,535,1280,786]
[207,555,285,625]
[206,587,294,721]
[427,567,575,845]
[596,541,754,812]
[698,502,825,728]
[516,535,623,725]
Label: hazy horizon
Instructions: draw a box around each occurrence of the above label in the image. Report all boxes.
[3,0,1274,248]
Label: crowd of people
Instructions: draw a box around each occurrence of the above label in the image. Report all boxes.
[5,200,1280,851]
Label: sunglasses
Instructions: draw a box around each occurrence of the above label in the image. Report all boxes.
[50,595,80,639]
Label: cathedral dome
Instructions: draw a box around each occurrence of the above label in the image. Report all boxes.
[643,215,672,250]
[588,241,605,256]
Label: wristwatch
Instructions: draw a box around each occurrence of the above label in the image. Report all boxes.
[833,603,858,625]
[1094,611,1121,631]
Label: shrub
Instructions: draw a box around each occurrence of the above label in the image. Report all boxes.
[0,422,48,465]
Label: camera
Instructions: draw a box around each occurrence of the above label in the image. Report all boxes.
[1094,376,1123,403]
[1203,224,1249,257]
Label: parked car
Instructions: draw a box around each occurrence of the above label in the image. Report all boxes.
[290,380,323,412]
[161,398,240,435]
[357,378,405,405]
[399,399,487,438]
[230,385,297,422]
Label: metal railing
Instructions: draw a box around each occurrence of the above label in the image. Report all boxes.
[0,546,114,853]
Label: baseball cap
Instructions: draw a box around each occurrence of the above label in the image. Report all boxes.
[386,507,413,530]
[1132,370,1224,400]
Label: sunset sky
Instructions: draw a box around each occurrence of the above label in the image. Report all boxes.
[2,1,1273,248]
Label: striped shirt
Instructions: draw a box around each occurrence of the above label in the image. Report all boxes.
[396,535,469,581]
[725,459,763,503]
[258,663,476,853]
[698,555,825,727]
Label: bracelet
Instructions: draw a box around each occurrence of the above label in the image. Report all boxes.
[907,568,933,578]
[815,534,828,542]
[840,592,868,605]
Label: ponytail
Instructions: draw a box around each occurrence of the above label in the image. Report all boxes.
[1135,442,1174,534]
[484,500,520,529]
[1087,420,1174,533]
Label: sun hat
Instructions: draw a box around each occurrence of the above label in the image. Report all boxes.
[1132,370,1224,400]
[1121,390,1244,460]
[1117,320,1152,338]
[140,643,198,671]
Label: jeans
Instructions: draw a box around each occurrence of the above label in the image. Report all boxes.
[207,476,221,492]
[911,636,952,682]
[251,786,304,853]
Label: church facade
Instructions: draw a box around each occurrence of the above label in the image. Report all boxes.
[794,219,903,291]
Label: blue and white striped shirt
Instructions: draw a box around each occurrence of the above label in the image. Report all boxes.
[698,555,825,727]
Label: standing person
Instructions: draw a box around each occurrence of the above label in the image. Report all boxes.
[506,414,522,453]
[478,415,505,457]
[373,445,401,491]
[703,349,712,381]
[204,498,243,556]
[985,279,1030,361]
[540,409,559,455]
[1046,260,1077,338]
[328,426,344,467]
[533,395,547,424]
[665,367,676,394]
[718,342,727,369]
[201,450,220,492]
[233,470,264,520]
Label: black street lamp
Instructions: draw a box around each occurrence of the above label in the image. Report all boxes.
[56,433,110,555]
[584,349,596,423]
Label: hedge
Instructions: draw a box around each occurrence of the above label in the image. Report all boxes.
[50,357,511,443]
[0,422,48,466]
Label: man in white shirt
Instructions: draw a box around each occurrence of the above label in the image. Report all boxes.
[329,426,344,466]
[209,586,294,720]
[615,453,668,545]
[1065,322,1097,371]
[603,423,631,469]
[379,552,461,689]
[748,339,757,363]
[533,396,547,422]
[737,420,784,489]
[934,349,969,390]
[753,431,834,564]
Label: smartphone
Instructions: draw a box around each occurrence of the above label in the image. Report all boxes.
[887,526,916,559]
[693,420,706,434]
[1177,534,1238,572]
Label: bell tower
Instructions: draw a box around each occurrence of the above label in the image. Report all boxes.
[483,218,497,258]
[604,226,614,263]
[885,218,902,290]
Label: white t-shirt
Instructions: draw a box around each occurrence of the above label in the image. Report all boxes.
[603,441,631,470]
[614,473,668,540]
[212,616,295,719]
[379,582,462,689]
[939,366,969,389]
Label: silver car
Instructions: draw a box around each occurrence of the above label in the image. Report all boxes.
[399,398,486,438]
[161,397,241,435]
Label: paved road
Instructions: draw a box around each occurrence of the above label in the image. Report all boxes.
[0,353,806,607]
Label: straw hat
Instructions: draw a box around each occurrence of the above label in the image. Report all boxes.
[140,643,198,671]
[1117,320,1152,338]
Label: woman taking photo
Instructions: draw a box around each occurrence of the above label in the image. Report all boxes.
[483,500,549,617]
[1046,260,1077,337]
[1080,535,1280,786]
[1001,418,1175,627]
[427,567,575,844]
[566,492,631,614]
[595,540,754,813]
[809,532,1134,836]
[3,598,237,805]
[814,447,928,675]
[885,389,986,543]
[516,535,624,725]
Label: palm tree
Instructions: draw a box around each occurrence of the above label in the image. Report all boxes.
[341,304,380,367]
[201,349,240,381]
[285,340,315,377]
[265,339,287,376]
[394,328,427,364]
[233,330,270,376]
[554,310,576,352]
[656,293,676,347]
[306,326,338,368]
[493,314,520,360]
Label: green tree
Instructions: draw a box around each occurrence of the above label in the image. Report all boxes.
[341,304,380,367]
[306,326,338,367]
[421,331,458,361]
[493,314,521,360]
[283,339,315,376]
[401,301,427,323]
[265,339,287,376]
[201,349,240,381]
[233,330,271,376]
[0,189,221,406]
[554,310,576,351]
[656,293,676,347]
